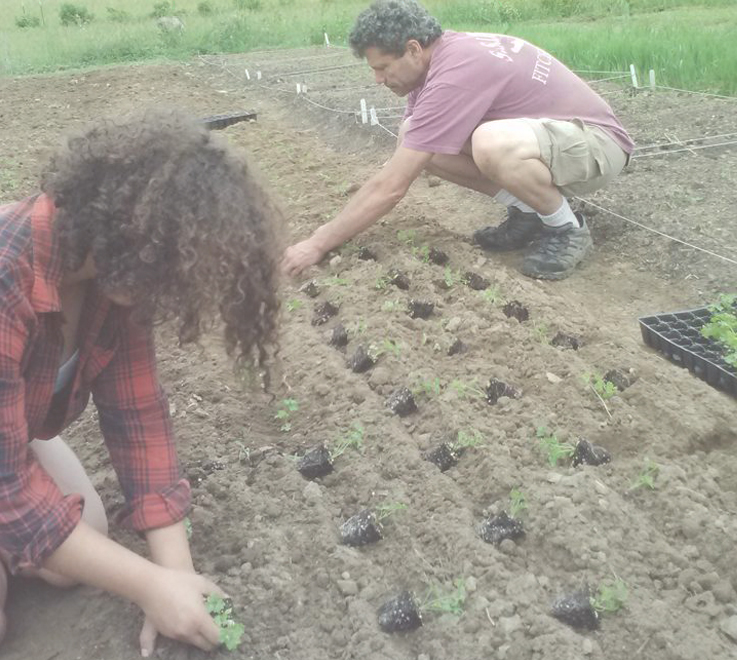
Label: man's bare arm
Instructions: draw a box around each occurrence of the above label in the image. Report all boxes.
[282,146,432,276]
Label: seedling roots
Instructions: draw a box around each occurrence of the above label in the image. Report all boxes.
[297,445,334,479]
[407,300,435,319]
[503,300,530,322]
[312,301,339,326]
[348,345,376,373]
[572,438,612,467]
[377,591,423,633]
[479,512,525,544]
[340,509,383,546]
[385,387,418,416]
[551,587,599,630]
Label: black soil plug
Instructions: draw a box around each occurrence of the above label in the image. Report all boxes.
[329,323,349,348]
[297,445,334,479]
[463,272,490,291]
[551,332,582,350]
[389,269,411,290]
[485,378,521,404]
[603,369,632,391]
[502,300,529,322]
[340,509,384,546]
[348,345,376,373]
[448,338,466,356]
[377,591,423,633]
[312,301,339,326]
[551,587,599,630]
[386,387,418,416]
[357,246,378,261]
[479,512,525,544]
[572,438,611,467]
[299,280,320,298]
[428,247,449,265]
[425,442,459,472]
[407,300,434,319]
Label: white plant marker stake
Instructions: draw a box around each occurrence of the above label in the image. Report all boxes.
[360,98,368,124]
[301,82,308,94]
[324,32,330,47]
[256,70,262,80]
[369,107,379,126]
[296,83,302,94]
[629,64,639,89]
[244,69,250,80]
[649,69,656,89]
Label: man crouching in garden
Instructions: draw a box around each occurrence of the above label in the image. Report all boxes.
[282,0,633,281]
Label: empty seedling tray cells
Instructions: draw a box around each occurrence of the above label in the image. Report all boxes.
[638,307,736,396]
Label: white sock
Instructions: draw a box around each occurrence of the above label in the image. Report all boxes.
[493,189,536,214]
[538,198,578,228]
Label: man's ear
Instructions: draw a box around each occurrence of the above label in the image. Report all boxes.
[405,39,422,56]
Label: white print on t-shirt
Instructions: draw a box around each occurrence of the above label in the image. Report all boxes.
[531,48,553,85]
[467,33,525,63]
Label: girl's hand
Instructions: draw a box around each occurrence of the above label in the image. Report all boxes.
[137,567,224,656]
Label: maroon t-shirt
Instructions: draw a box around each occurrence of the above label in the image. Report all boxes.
[402,31,634,155]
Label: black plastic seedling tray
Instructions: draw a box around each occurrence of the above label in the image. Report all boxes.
[638,307,736,397]
[200,111,257,131]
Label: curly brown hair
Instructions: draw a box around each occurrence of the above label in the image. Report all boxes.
[41,108,281,369]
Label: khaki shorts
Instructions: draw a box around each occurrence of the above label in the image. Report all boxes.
[522,118,628,196]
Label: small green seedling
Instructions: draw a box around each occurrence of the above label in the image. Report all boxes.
[322,275,350,287]
[479,286,503,305]
[414,376,442,398]
[375,502,408,522]
[421,578,467,616]
[348,318,367,336]
[397,228,418,246]
[701,293,737,367]
[630,458,659,490]
[382,338,402,357]
[412,244,430,262]
[331,422,364,459]
[532,321,550,344]
[535,426,575,466]
[286,299,303,312]
[590,576,628,614]
[374,275,391,290]
[205,594,245,652]
[443,266,458,288]
[449,379,486,400]
[275,398,299,432]
[584,372,617,400]
[454,428,485,449]
[508,488,527,519]
[381,299,400,312]
[234,440,250,463]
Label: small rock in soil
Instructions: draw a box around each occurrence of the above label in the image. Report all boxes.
[298,280,320,298]
[604,368,632,391]
[479,512,525,545]
[329,323,349,348]
[551,331,582,350]
[357,246,377,261]
[377,591,423,633]
[551,588,599,630]
[348,345,376,373]
[389,269,410,290]
[503,300,529,322]
[386,387,418,416]
[340,509,384,546]
[297,445,334,479]
[463,271,490,290]
[486,378,521,404]
[312,301,339,326]
[448,338,466,355]
[427,176,442,188]
[428,246,449,265]
[407,300,434,319]
[572,438,612,467]
[425,442,459,471]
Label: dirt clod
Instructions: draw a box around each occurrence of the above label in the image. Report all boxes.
[604,368,633,391]
[357,246,378,261]
[463,271,490,290]
[389,269,410,290]
[551,332,582,350]
[377,591,423,633]
[425,442,459,472]
[503,300,530,322]
[485,378,521,404]
[407,300,434,319]
[340,509,383,546]
[348,345,376,373]
[551,588,599,630]
[297,445,334,480]
[299,280,320,298]
[572,438,612,467]
[312,301,340,326]
[479,512,525,544]
[329,323,349,348]
[448,338,466,356]
[428,247,449,265]
[385,387,417,416]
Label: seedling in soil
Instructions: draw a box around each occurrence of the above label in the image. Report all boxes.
[312,301,339,326]
[509,488,527,519]
[551,586,599,630]
[414,376,442,399]
[341,502,407,547]
[583,372,617,400]
[286,299,303,312]
[449,379,486,400]
[321,275,350,287]
[205,594,245,651]
[397,228,418,246]
[455,428,485,449]
[629,458,659,490]
[407,299,434,319]
[442,266,460,288]
[329,323,349,347]
[381,299,400,312]
[378,579,466,633]
[463,271,490,291]
[485,378,521,404]
[297,445,334,479]
[702,293,737,366]
[385,387,418,416]
[331,422,365,459]
[388,269,411,290]
[536,426,575,467]
[572,438,612,467]
[503,300,529,322]
[532,321,550,344]
[348,345,375,373]
[479,511,525,544]
[551,331,582,350]
[275,398,299,432]
[428,246,449,265]
[374,275,391,290]
[425,442,459,471]
[380,338,402,357]
[591,576,628,614]
[375,502,408,522]
[480,286,503,305]
[348,318,367,336]
[412,244,431,263]
[421,579,467,616]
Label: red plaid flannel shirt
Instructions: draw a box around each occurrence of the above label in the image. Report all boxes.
[0,194,190,573]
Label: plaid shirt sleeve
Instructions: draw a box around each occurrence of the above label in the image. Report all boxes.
[0,307,83,573]
[92,313,190,532]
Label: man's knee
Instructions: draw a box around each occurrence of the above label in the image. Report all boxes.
[471,120,541,175]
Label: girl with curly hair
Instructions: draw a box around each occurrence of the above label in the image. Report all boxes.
[0,109,281,654]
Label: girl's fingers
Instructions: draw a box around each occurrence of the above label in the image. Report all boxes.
[139,617,158,657]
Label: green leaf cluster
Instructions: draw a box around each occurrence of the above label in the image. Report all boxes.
[590,577,628,613]
[205,595,245,652]
[535,426,575,466]
[701,293,737,367]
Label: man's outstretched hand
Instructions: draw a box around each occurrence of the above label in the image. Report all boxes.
[281,237,326,277]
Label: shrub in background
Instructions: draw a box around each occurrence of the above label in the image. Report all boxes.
[59,3,94,26]
[106,7,131,22]
[198,1,216,15]
[15,15,42,28]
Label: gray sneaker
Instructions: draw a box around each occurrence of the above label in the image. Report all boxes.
[473,207,544,251]
[520,213,593,280]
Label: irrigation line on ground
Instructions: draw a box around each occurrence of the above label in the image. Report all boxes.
[572,70,630,75]
[577,199,737,266]
[633,132,737,152]
[631,139,737,158]
[586,74,631,84]
[270,62,365,78]
[375,120,399,138]
[654,85,737,101]
[244,51,348,66]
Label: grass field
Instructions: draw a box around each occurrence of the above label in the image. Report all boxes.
[1,0,736,93]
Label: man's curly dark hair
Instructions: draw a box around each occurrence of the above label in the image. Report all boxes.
[41,108,281,370]
[349,0,442,58]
